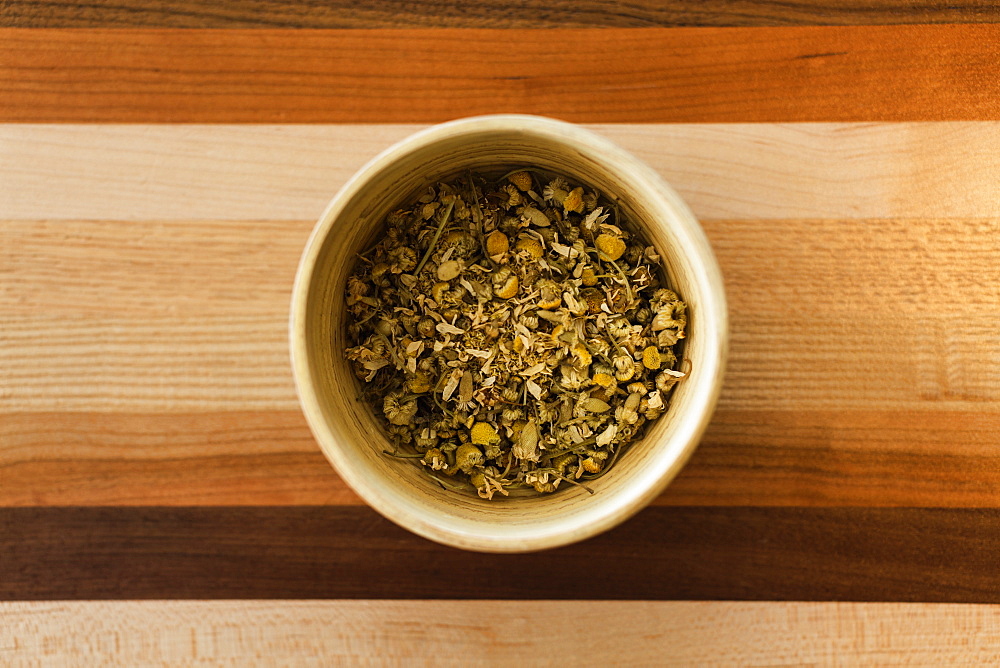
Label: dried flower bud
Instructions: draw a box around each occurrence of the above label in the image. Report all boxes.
[421,201,440,220]
[528,281,556,312]
[383,391,417,426]
[485,230,509,256]
[642,346,662,370]
[492,267,519,299]
[592,372,615,388]
[507,170,533,192]
[407,371,432,394]
[417,317,436,338]
[553,453,575,473]
[501,407,523,425]
[580,288,605,314]
[388,246,417,273]
[499,184,522,208]
[421,448,447,471]
[414,427,438,451]
[444,230,477,257]
[613,354,636,382]
[595,234,626,261]
[571,342,593,368]
[470,422,501,447]
[626,382,647,395]
[346,276,369,297]
[625,244,643,266]
[543,178,568,205]
[431,281,450,303]
[515,236,544,259]
[501,383,521,403]
[655,370,683,393]
[370,262,390,286]
[564,187,585,214]
[454,443,485,473]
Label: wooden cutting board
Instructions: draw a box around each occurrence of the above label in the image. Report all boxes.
[3,3,1000,663]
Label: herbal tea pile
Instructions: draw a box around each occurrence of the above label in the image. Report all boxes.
[344,170,687,499]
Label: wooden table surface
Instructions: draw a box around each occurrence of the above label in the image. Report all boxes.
[3,2,1000,664]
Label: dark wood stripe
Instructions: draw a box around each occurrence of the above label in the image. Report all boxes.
[1,26,997,122]
[3,0,998,28]
[4,507,1000,601]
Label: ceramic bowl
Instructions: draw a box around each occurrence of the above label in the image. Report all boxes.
[290,115,727,552]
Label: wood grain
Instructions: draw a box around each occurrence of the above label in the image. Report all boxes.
[5,123,1000,222]
[7,410,1000,507]
[0,411,356,506]
[5,218,996,411]
[3,216,998,506]
[4,0,999,28]
[5,601,1000,665]
[6,506,1000,601]
[2,26,999,122]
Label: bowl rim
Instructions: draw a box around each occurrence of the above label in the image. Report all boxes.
[290,114,728,552]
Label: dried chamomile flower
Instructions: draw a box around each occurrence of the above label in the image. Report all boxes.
[485,230,509,256]
[454,444,485,473]
[383,391,417,426]
[491,267,519,299]
[563,186,585,214]
[343,168,688,499]
[470,422,501,447]
[515,236,544,259]
[507,170,533,192]
[595,233,626,261]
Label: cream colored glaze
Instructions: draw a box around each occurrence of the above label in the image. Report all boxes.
[290,115,728,552]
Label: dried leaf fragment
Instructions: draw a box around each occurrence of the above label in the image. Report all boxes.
[582,398,611,413]
[512,418,540,462]
[436,260,463,281]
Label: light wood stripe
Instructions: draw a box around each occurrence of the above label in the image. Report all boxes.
[3,123,999,221]
[1,26,999,123]
[3,218,997,412]
[4,600,1000,664]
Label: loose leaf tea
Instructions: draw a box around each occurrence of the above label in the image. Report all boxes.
[344,170,687,499]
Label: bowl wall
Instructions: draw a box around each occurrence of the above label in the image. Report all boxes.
[290,115,727,552]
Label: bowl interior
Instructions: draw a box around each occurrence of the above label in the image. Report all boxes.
[293,118,726,552]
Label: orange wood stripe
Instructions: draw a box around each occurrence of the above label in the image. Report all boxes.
[5,410,1000,507]
[0,411,355,506]
[1,26,998,122]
